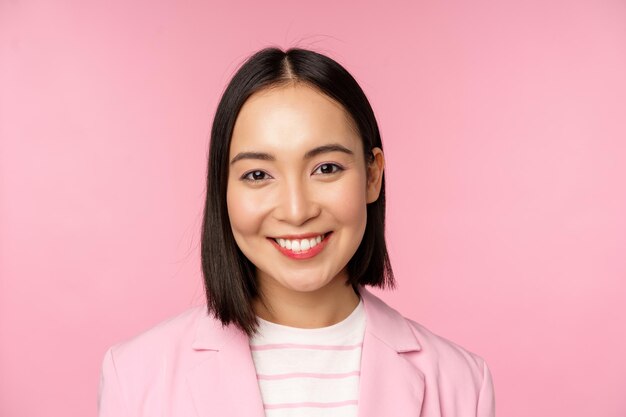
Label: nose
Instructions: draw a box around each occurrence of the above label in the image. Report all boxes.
[273,178,321,226]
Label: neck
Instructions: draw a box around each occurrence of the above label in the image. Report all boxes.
[252,275,360,329]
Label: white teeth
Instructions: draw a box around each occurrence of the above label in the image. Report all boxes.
[274,234,326,252]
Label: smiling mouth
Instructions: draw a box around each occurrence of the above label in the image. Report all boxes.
[268,232,332,252]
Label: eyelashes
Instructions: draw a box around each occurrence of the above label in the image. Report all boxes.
[240,163,345,183]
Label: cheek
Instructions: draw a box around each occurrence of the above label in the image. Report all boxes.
[226,184,263,236]
[325,174,368,228]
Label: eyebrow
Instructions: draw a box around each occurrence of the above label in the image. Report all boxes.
[229,143,354,166]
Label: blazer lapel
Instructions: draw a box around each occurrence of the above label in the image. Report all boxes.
[185,286,424,417]
[357,287,426,417]
[186,313,265,417]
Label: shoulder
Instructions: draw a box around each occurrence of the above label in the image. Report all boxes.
[389,302,495,415]
[405,316,489,383]
[102,304,210,373]
[360,286,490,388]
[359,287,495,415]
[99,305,235,415]
[98,305,215,414]
[398,308,495,416]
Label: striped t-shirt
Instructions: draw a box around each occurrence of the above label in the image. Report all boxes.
[249,297,366,417]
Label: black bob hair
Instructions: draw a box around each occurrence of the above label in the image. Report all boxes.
[201,47,396,336]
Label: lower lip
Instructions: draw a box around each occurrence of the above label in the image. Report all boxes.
[268,232,333,260]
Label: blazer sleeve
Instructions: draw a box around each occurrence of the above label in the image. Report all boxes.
[98,347,130,417]
[476,358,496,417]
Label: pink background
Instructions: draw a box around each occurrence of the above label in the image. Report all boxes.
[2,0,625,416]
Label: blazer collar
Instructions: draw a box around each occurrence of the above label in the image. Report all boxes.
[357,285,422,353]
[187,285,425,417]
[191,285,422,354]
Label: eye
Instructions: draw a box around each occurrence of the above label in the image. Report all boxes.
[313,163,344,175]
[241,170,273,183]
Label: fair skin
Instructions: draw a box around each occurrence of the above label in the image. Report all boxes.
[226,83,385,328]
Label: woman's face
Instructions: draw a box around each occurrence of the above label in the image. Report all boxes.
[226,83,384,299]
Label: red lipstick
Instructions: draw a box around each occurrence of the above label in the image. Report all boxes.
[268,232,332,260]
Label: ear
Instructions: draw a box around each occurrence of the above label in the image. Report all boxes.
[366,147,385,204]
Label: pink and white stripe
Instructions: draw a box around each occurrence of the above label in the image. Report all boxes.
[249,299,366,416]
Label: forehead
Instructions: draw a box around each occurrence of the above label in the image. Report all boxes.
[230,84,361,155]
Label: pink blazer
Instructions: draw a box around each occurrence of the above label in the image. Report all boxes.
[98,286,495,416]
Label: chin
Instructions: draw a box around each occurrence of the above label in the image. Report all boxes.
[284,282,323,293]
[280,277,331,293]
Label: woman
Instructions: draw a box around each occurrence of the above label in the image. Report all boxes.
[98,47,495,417]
